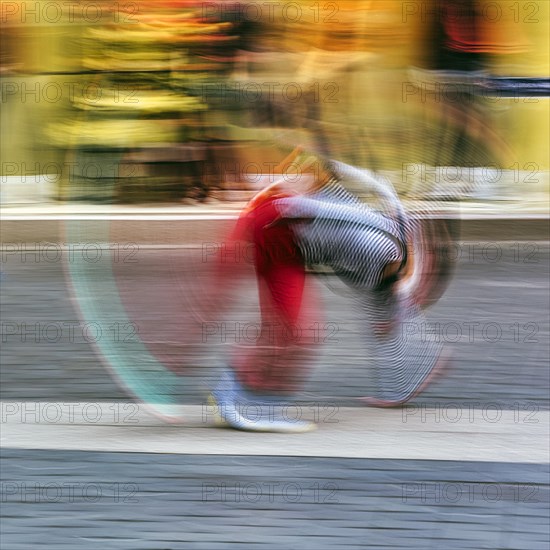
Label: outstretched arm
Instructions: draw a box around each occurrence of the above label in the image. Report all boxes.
[274,146,303,173]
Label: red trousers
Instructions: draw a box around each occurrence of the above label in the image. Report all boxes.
[225,196,321,393]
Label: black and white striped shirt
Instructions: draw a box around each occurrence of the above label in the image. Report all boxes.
[274,162,409,289]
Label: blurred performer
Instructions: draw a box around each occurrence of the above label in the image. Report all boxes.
[209,148,449,432]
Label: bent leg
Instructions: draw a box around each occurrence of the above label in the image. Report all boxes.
[358,287,443,403]
[231,198,322,393]
[232,261,321,393]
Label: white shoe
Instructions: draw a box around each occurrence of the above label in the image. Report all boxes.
[209,371,316,433]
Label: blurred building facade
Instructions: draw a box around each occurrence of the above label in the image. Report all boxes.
[1,0,548,203]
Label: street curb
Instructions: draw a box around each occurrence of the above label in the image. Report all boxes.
[1,215,548,244]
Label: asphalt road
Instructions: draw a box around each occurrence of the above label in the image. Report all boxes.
[1,241,549,549]
[1,242,549,408]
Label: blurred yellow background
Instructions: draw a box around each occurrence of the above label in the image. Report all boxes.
[1,0,548,202]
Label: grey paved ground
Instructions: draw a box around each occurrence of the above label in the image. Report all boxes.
[1,240,549,548]
[1,243,549,408]
[1,450,548,550]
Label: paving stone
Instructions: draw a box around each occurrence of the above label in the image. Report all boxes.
[1,450,548,549]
